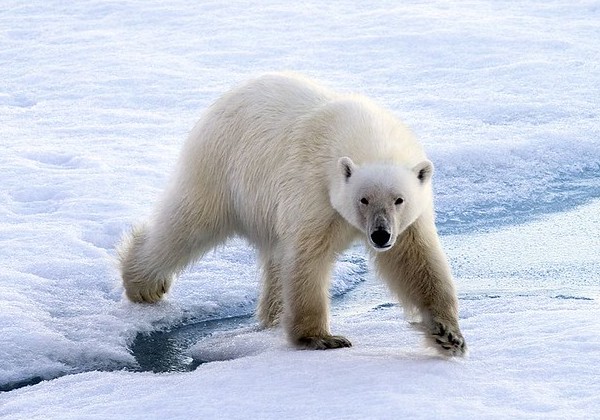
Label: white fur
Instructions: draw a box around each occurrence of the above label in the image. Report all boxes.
[118,72,466,355]
[330,159,430,251]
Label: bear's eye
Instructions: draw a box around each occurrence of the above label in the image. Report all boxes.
[395,197,404,205]
[360,198,369,205]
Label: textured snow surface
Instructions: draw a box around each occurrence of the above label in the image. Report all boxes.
[1,0,599,418]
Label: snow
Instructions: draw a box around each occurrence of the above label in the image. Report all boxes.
[1,0,599,418]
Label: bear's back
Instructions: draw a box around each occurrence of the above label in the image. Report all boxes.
[174,73,428,245]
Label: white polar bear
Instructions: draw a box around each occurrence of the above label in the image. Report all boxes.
[119,73,466,356]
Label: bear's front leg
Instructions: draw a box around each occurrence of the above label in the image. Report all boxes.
[375,215,467,357]
[281,235,352,350]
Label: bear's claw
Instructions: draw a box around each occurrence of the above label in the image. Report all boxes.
[412,320,467,357]
[297,335,352,350]
[429,321,466,357]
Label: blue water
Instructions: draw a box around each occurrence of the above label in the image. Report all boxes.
[437,165,600,235]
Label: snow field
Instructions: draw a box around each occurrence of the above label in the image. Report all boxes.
[1,0,599,417]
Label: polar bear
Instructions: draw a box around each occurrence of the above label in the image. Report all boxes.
[119,73,466,356]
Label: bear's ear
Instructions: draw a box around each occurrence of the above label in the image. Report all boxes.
[413,160,434,183]
[338,157,356,181]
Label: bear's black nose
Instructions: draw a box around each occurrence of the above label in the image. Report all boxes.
[371,229,391,247]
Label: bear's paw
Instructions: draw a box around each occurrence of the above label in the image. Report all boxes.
[296,335,352,350]
[123,276,170,303]
[413,319,467,357]
[428,321,467,357]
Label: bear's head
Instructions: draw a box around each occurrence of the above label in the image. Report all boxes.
[331,157,433,252]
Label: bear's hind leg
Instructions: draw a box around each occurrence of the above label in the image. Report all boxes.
[118,223,169,303]
[119,197,229,303]
[257,249,284,328]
